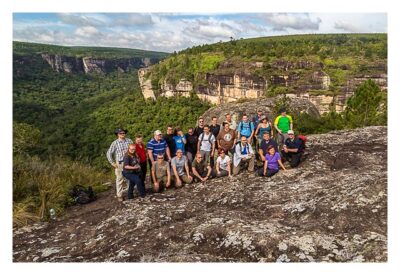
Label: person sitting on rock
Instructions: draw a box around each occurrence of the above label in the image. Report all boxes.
[151,154,171,193]
[191,152,215,183]
[122,144,146,200]
[281,130,303,168]
[171,149,193,188]
[257,145,286,177]
[258,131,279,162]
[215,148,232,178]
[274,107,293,148]
[233,136,255,175]
[237,114,255,144]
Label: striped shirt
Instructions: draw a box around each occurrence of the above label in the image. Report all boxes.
[106,138,133,165]
[147,138,168,161]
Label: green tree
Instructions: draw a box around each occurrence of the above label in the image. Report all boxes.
[344,80,387,128]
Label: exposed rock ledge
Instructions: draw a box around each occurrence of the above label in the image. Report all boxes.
[13,126,387,262]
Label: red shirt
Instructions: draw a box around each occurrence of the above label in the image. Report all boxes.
[135,143,147,163]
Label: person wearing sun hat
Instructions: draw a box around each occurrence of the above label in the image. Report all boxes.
[106,128,133,201]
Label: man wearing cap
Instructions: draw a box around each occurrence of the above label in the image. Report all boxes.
[106,128,133,202]
[147,130,172,182]
[281,130,303,168]
[274,108,293,148]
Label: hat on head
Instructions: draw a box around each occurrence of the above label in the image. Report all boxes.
[114,128,128,135]
[154,130,162,136]
[287,130,294,135]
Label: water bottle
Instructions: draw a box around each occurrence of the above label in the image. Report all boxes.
[49,208,56,220]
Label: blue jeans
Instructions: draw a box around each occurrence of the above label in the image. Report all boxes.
[122,171,145,199]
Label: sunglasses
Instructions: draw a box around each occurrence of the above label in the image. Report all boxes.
[118,132,126,135]
[157,157,164,159]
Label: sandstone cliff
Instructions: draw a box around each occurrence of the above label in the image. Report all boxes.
[139,58,387,115]
[13,126,387,262]
[41,54,160,74]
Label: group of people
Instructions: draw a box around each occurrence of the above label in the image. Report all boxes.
[106,108,305,201]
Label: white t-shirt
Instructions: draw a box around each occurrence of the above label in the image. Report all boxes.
[199,132,216,152]
[217,155,231,171]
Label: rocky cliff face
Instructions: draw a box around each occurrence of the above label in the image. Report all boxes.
[139,58,387,115]
[13,126,387,262]
[41,54,160,74]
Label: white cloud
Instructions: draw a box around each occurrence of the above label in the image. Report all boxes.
[334,21,362,32]
[112,14,155,26]
[75,26,99,37]
[261,13,321,31]
[57,13,109,27]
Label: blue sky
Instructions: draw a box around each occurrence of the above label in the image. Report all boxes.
[13,13,387,52]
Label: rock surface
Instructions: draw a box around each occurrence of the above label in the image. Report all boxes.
[200,97,320,125]
[13,126,387,262]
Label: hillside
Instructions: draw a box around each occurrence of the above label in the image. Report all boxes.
[13,127,387,262]
[142,33,387,114]
[13,42,210,169]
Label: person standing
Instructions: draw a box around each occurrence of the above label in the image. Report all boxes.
[197,125,216,165]
[173,127,186,155]
[184,127,198,168]
[217,122,236,156]
[135,135,147,184]
[237,114,255,144]
[252,110,264,130]
[106,128,133,202]
[164,126,176,157]
[194,117,205,137]
[209,116,221,167]
[233,136,255,175]
[224,113,237,131]
[274,108,293,147]
[122,144,146,200]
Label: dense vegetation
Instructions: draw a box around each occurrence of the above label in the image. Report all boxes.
[13,41,169,59]
[13,42,210,226]
[148,33,387,95]
[280,80,387,135]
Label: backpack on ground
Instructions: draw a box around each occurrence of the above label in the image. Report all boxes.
[297,135,307,152]
[70,185,96,204]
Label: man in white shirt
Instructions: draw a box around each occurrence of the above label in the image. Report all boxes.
[233,136,255,175]
[197,125,216,165]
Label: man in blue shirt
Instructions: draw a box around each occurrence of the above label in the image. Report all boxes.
[147,130,172,182]
[237,114,255,144]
